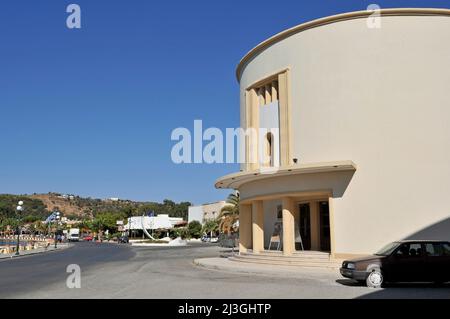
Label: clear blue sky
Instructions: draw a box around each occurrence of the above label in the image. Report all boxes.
[0,0,448,205]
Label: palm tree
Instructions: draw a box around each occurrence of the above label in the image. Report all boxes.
[77,220,93,234]
[28,222,37,236]
[218,193,240,234]
[202,219,219,238]
[0,219,6,237]
[1,218,18,235]
[35,221,47,235]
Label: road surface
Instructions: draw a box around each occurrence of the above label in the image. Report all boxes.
[0,242,449,298]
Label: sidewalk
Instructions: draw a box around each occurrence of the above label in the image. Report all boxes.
[0,243,72,260]
[194,257,340,280]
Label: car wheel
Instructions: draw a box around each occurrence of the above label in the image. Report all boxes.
[366,269,383,288]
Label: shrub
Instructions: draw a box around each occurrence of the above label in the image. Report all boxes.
[173,227,190,240]
[188,221,202,239]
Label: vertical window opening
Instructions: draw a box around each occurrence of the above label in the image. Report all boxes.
[266,132,274,166]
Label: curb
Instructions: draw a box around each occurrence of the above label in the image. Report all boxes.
[193,257,339,279]
[0,244,74,262]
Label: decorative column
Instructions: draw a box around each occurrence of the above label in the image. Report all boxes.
[282,197,295,256]
[239,204,253,253]
[251,200,264,253]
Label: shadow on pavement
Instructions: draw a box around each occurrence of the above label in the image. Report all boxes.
[335,279,362,287]
[336,279,450,299]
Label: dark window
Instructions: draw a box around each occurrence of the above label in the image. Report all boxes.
[299,204,311,250]
[425,243,444,256]
[265,132,274,167]
[319,201,330,252]
[277,205,282,219]
[442,243,450,256]
[395,243,422,257]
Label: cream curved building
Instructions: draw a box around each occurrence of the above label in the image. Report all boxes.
[216,8,450,261]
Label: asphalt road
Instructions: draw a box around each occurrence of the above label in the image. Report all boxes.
[1,242,449,299]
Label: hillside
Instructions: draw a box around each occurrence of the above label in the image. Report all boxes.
[0,193,192,221]
[30,194,92,219]
[0,194,49,222]
[29,193,126,219]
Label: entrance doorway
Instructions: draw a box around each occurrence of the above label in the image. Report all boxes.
[297,200,331,252]
[299,203,311,250]
[319,201,331,252]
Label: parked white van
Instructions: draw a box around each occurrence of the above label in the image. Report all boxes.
[68,228,80,242]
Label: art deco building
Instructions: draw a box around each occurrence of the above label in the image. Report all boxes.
[216,8,450,262]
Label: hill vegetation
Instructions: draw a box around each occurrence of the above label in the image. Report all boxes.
[0,193,192,223]
[0,194,49,222]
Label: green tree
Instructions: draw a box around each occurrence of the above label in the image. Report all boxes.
[23,215,40,223]
[187,220,202,239]
[0,195,49,221]
[75,219,94,234]
[0,217,19,234]
[91,211,126,236]
[34,221,48,235]
[202,219,219,237]
[173,227,190,240]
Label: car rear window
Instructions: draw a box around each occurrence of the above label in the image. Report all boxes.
[425,243,444,256]
[425,243,450,257]
[442,243,450,256]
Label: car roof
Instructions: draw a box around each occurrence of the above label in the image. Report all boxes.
[396,240,450,244]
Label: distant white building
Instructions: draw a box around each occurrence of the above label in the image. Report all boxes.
[123,215,184,231]
[57,194,75,200]
[188,201,227,225]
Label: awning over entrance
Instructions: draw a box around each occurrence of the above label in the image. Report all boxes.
[215,160,357,190]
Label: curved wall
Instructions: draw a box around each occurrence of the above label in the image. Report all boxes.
[239,13,450,254]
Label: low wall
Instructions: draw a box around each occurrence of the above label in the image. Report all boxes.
[0,236,51,254]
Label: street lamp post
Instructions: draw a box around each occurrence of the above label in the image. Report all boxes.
[15,201,24,256]
[54,212,60,249]
[128,216,132,239]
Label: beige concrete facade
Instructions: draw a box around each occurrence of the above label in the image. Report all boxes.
[188,201,227,224]
[217,8,450,260]
[251,201,264,253]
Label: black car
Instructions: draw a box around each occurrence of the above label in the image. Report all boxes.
[340,240,450,288]
[218,233,238,248]
[118,235,129,244]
